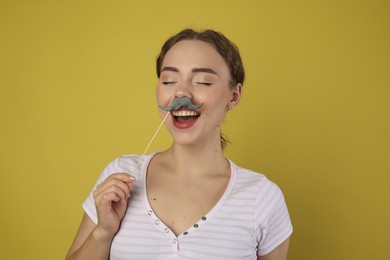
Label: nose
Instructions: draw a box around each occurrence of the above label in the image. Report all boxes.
[174,82,193,99]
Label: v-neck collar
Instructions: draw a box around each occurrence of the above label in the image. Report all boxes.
[139,152,237,238]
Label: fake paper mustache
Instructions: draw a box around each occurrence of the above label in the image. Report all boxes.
[159,97,203,112]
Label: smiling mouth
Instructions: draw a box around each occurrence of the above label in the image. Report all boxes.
[172,109,200,123]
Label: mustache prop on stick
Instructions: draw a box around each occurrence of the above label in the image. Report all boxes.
[132,97,203,174]
[159,97,203,112]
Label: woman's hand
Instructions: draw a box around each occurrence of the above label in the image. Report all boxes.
[93,173,135,237]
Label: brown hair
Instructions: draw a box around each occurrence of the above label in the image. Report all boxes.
[156,28,245,149]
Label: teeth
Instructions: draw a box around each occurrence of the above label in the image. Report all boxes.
[172,110,199,116]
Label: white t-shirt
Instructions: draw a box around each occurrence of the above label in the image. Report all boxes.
[83,152,293,259]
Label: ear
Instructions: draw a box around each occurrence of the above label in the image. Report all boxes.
[227,83,242,109]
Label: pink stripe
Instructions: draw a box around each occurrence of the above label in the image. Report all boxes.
[182,247,246,258]
[112,247,174,255]
[114,241,168,247]
[214,216,255,222]
[223,202,253,208]
[114,234,166,240]
[128,197,142,203]
[124,212,148,217]
[183,240,252,250]
[233,189,260,195]
[206,222,252,229]
[233,189,258,194]
[226,196,256,201]
[121,219,151,225]
[119,226,158,232]
[260,220,292,254]
[196,229,249,237]
[255,182,274,209]
[193,234,250,243]
[256,186,279,215]
[267,210,291,241]
[218,209,253,215]
[255,189,282,220]
[128,204,146,210]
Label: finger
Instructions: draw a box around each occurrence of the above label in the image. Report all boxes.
[100,191,121,204]
[95,175,134,197]
[96,178,131,193]
[94,183,129,203]
[107,173,136,183]
[95,192,126,220]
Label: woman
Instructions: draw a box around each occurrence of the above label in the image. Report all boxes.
[66,29,292,260]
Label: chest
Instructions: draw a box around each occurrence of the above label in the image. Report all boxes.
[146,172,230,236]
[111,175,259,260]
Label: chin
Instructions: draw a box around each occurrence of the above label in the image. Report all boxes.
[171,133,199,146]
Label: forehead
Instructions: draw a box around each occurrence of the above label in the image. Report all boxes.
[162,40,229,74]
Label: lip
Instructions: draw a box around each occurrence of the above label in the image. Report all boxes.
[171,108,200,129]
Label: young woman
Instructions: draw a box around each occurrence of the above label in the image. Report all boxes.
[66,29,292,260]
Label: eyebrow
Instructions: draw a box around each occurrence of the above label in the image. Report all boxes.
[160,66,179,73]
[192,68,218,75]
[161,66,218,76]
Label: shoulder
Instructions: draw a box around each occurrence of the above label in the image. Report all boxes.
[235,164,268,182]
[116,154,142,170]
[231,162,287,209]
[232,162,273,192]
[97,154,149,182]
[99,154,140,173]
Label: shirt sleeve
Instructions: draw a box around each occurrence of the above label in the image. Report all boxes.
[82,157,120,224]
[255,180,293,256]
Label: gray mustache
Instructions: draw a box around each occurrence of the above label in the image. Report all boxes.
[159,97,203,112]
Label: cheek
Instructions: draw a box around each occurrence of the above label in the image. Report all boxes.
[156,86,169,105]
[206,90,230,108]
[202,97,229,118]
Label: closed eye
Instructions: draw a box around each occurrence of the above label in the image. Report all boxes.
[162,81,177,85]
[195,82,212,86]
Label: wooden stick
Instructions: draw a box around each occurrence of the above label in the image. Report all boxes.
[132,111,170,175]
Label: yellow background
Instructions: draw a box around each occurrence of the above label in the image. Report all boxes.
[1,1,389,259]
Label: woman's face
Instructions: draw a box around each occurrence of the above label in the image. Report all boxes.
[156,40,241,147]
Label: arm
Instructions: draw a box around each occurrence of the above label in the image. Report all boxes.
[66,173,135,260]
[257,237,290,260]
[66,213,113,260]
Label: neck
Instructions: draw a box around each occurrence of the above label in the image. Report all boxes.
[161,140,229,177]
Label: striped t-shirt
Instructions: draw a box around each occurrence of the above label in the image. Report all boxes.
[83,152,293,259]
